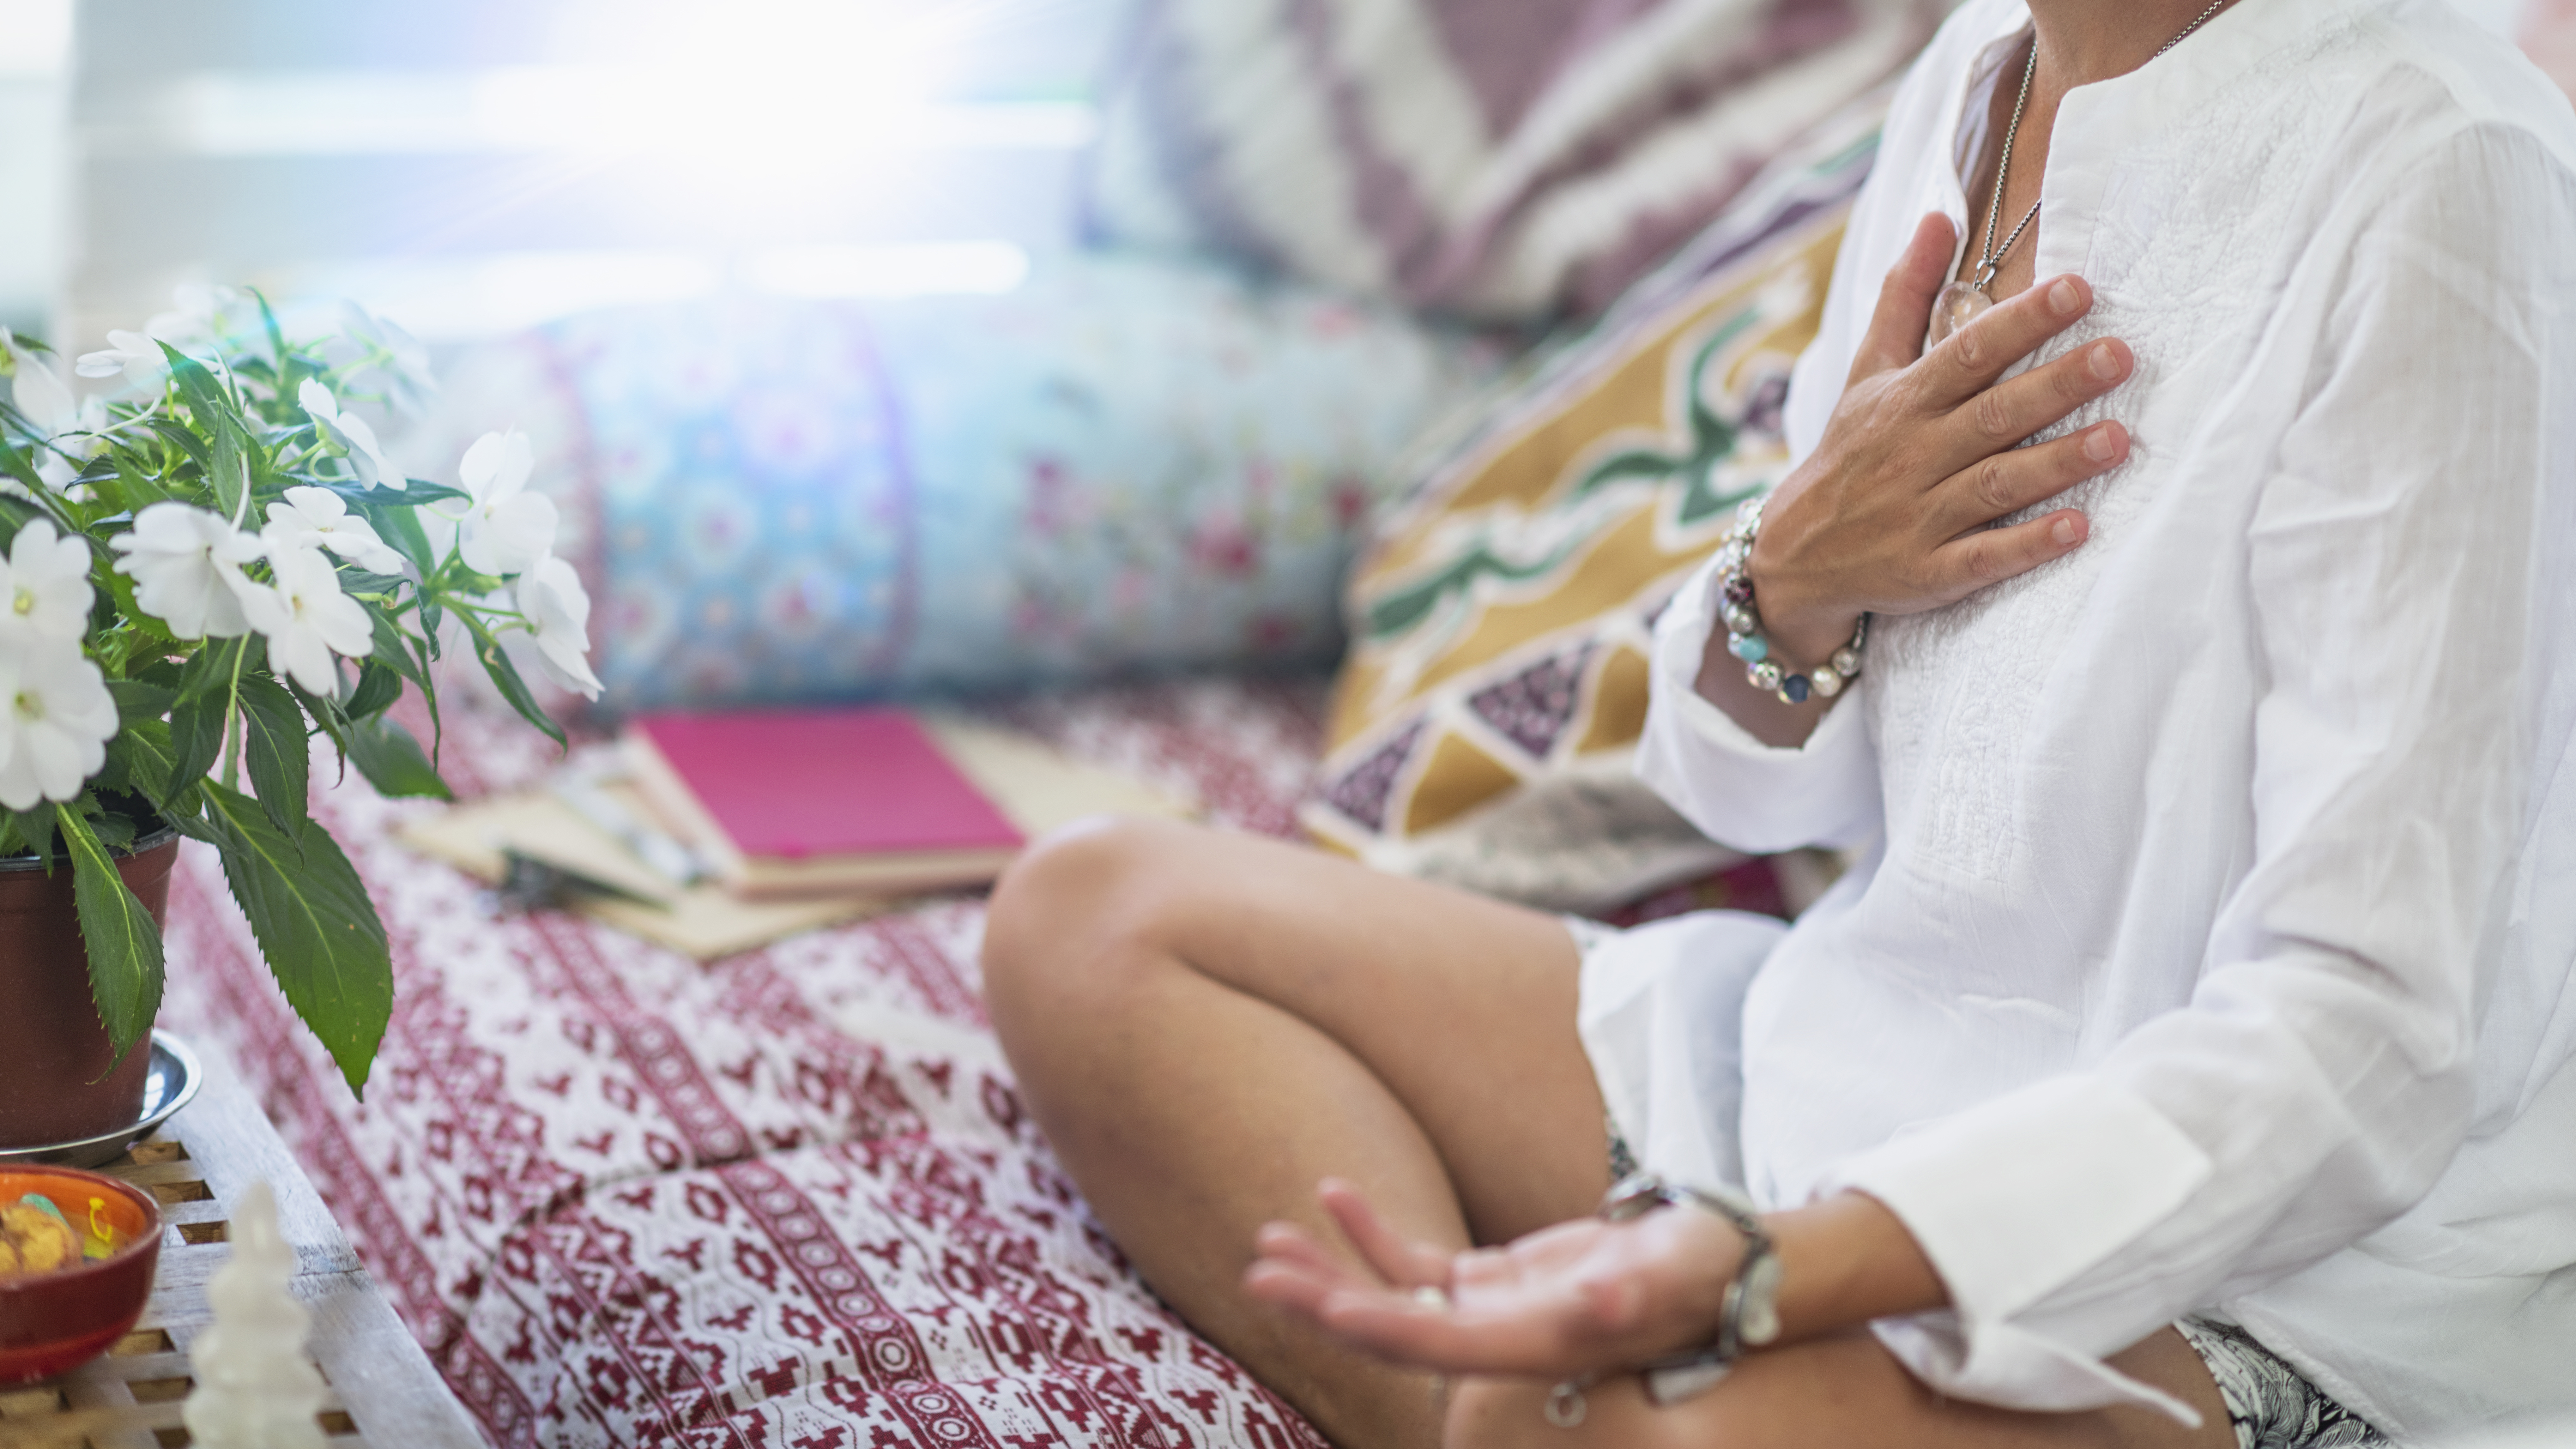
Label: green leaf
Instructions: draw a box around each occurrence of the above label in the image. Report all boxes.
[323,477,466,510]
[89,812,136,853]
[175,633,261,706]
[460,615,566,749]
[107,678,177,725]
[111,721,220,846]
[110,719,177,801]
[56,803,165,1066]
[207,409,250,522]
[345,660,402,719]
[106,441,174,513]
[88,746,135,798]
[5,807,57,865]
[364,609,426,691]
[160,342,231,424]
[249,286,287,366]
[415,598,444,660]
[0,493,43,544]
[201,784,391,1097]
[285,679,355,789]
[165,694,225,799]
[373,504,439,577]
[345,715,451,800]
[145,418,211,476]
[336,569,409,600]
[235,673,311,835]
[0,437,42,494]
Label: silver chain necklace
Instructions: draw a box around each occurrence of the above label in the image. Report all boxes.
[1928,0,2232,345]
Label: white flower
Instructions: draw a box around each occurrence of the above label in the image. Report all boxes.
[449,429,556,576]
[0,631,117,811]
[75,330,169,389]
[0,519,95,642]
[36,399,115,495]
[145,284,256,352]
[264,486,406,575]
[2,332,106,493]
[337,300,438,415]
[515,552,601,700]
[5,328,75,436]
[298,379,402,491]
[237,543,372,696]
[108,503,263,639]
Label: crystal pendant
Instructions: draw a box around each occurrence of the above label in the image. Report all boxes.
[1928,281,1991,347]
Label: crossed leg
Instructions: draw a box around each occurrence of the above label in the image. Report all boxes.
[983,816,1611,1448]
[980,818,2233,1449]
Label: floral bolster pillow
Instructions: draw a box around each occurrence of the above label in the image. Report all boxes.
[397,252,1504,713]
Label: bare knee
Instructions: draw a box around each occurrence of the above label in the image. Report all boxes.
[982,815,1203,1037]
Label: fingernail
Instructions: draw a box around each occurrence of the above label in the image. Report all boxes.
[2083,426,2116,462]
[2049,279,2080,315]
[2052,516,2080,546]
[2089,343,2122,380]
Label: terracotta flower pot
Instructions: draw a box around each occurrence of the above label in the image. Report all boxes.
[0,830,180,1151]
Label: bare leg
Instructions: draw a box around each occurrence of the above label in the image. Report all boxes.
[1443,1326,2235,1449]
[985,818,2238,1449]
[983,818,1611,1449]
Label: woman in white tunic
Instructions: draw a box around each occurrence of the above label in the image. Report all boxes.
[980,0,2576,1440]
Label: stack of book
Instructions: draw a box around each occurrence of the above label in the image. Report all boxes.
[625,709,1030,900]
[401,706,1192,958]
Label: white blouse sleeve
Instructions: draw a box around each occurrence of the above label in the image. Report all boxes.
[1817,124,2576,1418]
[1633,552,1885,854]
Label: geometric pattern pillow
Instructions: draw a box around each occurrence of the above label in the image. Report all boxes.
[1300,108,1878,911]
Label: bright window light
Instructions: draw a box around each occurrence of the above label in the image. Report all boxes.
[0,0,71,76]
[320,251,720,342]
[743,242,1030,299]
[142,70,1093,159]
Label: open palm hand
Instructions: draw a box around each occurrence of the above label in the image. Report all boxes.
[1243,1179,1743,1378]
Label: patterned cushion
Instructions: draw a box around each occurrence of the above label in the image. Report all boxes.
[1084,0,1943,322]
[396,252,1503,714]
[1300,102,1880,911]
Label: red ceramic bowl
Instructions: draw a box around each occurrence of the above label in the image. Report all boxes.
[0,1167,162,1383]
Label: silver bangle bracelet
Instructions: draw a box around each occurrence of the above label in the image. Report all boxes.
[1541,1172,1785,1428]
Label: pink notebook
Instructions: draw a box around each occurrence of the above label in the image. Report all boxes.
[626,709,1025,899]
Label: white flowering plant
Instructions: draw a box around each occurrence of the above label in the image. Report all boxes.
[0,290,601,1096]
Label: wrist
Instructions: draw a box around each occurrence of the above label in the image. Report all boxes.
[1662,1205,1747,1348]
[1744,532,1859,668]
[1761,1191,1947,1345]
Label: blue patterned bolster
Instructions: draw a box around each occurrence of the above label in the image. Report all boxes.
[411,251,1504,713]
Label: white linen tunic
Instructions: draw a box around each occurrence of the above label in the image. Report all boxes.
[1578,0,2576,1437]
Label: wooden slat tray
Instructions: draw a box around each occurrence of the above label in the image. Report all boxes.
[0,1061,484,1448]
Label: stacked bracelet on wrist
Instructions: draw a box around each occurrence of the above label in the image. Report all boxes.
[1542,1172,1786,1428]
[1717,497,1868,706]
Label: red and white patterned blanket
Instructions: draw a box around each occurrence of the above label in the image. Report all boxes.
[163,678,1340,1449]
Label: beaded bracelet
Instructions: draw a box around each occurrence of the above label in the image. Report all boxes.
[1715,497,1867,705]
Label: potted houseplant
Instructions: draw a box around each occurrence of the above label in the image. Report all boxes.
[0,289,601,1149]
